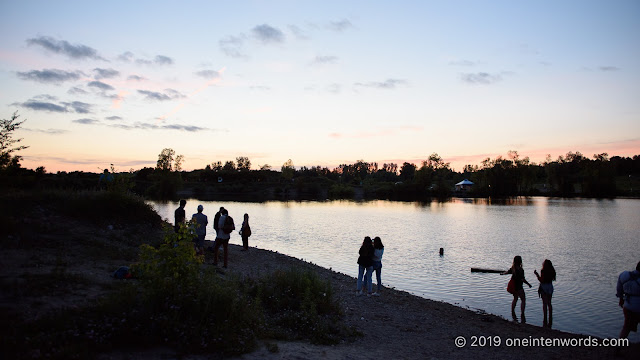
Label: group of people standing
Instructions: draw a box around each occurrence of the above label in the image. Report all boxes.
[501,256,556,328]
[356,236,385,297]
[174,200,252,268]
[501,255,640,342]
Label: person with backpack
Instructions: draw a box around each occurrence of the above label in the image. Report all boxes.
[616,261,640,340]
[212,208,234,268]
[240,213,251,251]
[534,259,556,328]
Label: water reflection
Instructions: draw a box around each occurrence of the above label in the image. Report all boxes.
[149,197,639,342]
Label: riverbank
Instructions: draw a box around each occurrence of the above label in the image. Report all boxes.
[95,241,639,360]
[1,190,638,359]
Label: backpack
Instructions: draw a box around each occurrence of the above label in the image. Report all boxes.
[222,216,235,234]
[242,225,252,237]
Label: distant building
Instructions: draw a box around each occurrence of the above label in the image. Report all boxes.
[455,179,474,192]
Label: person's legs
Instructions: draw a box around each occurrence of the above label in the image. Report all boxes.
[212,238,221,265]
[519,289,526,322]
[547,295,553,327]
[357,265,365,292]
[375,266,382,292]
[242,235,248,250]
[222,240,229,267]
[511,294,518,314]
[365,266,373,294]
[541,295,549,327]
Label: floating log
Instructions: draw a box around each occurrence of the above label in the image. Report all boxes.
[471,268,505,273]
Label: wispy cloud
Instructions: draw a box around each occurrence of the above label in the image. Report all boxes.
[14,100,67,113]
[105,116,122,121]
[154,55,173,65]
[599,66,620,72]
[15,97,93,114]
[127,75,146,81]
[219,35,248,58]
[120,51,174,66]
[93,68,120,79]
[252,24,285,44]
[72,118,100,125]
[195,70,220,79]
[110,122,209,132]
[327,19,353,32]
[62,101,92,114]
[16,69,84,84]
[288,24,309,40]
[88,80,115,91]
[26,36,104,60]
[23,128,68,135]
[460,72,503,85]
[137,89,184,101]
[355,78,408,89]
[311,55,338,66]
[68,86,89,95]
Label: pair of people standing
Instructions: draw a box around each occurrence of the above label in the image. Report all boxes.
[356,236,384,297]
[212,207,234,268]
[502,256,556,327]
[174,200,209,256]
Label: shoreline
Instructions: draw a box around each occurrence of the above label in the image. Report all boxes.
[200,242,639,359]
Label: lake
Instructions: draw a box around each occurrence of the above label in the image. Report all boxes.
[149,197,640,341]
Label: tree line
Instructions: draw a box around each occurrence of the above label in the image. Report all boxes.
[2,112,639,199]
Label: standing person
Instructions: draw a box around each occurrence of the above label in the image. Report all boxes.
[212,208,234,268]
[174,199,186,233]
[98,168,113,189]
[501,255,532,321]
[534,259,557,328]
[191,205,208,256]
[372,236,384,296]
[209,206,225,252]
[356,236,374,296]
[240,213,251,251]
[213,207,225,233]
[616,261,640,340]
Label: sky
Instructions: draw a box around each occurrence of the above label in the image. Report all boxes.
[1,0,639,173]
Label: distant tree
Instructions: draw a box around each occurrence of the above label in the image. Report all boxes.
[210,161,223,171]
[223,160,236,171]
[382,163,398,175]
[156,148,175,171]
[236,156,251,171]
[0,111,29,169]
[175,154,184,172]
[281,159,295,181]
[399,162,416,181]
[260,164,272,171]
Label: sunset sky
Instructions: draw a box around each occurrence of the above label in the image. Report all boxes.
[1,0,639,173]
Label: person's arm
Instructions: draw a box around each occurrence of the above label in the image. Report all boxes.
[523,277,532,288]
[501,267,513,275]
[534,269,542,282]
[617,274,625,307]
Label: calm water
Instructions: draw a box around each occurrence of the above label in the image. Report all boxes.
[149,197,640,341]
